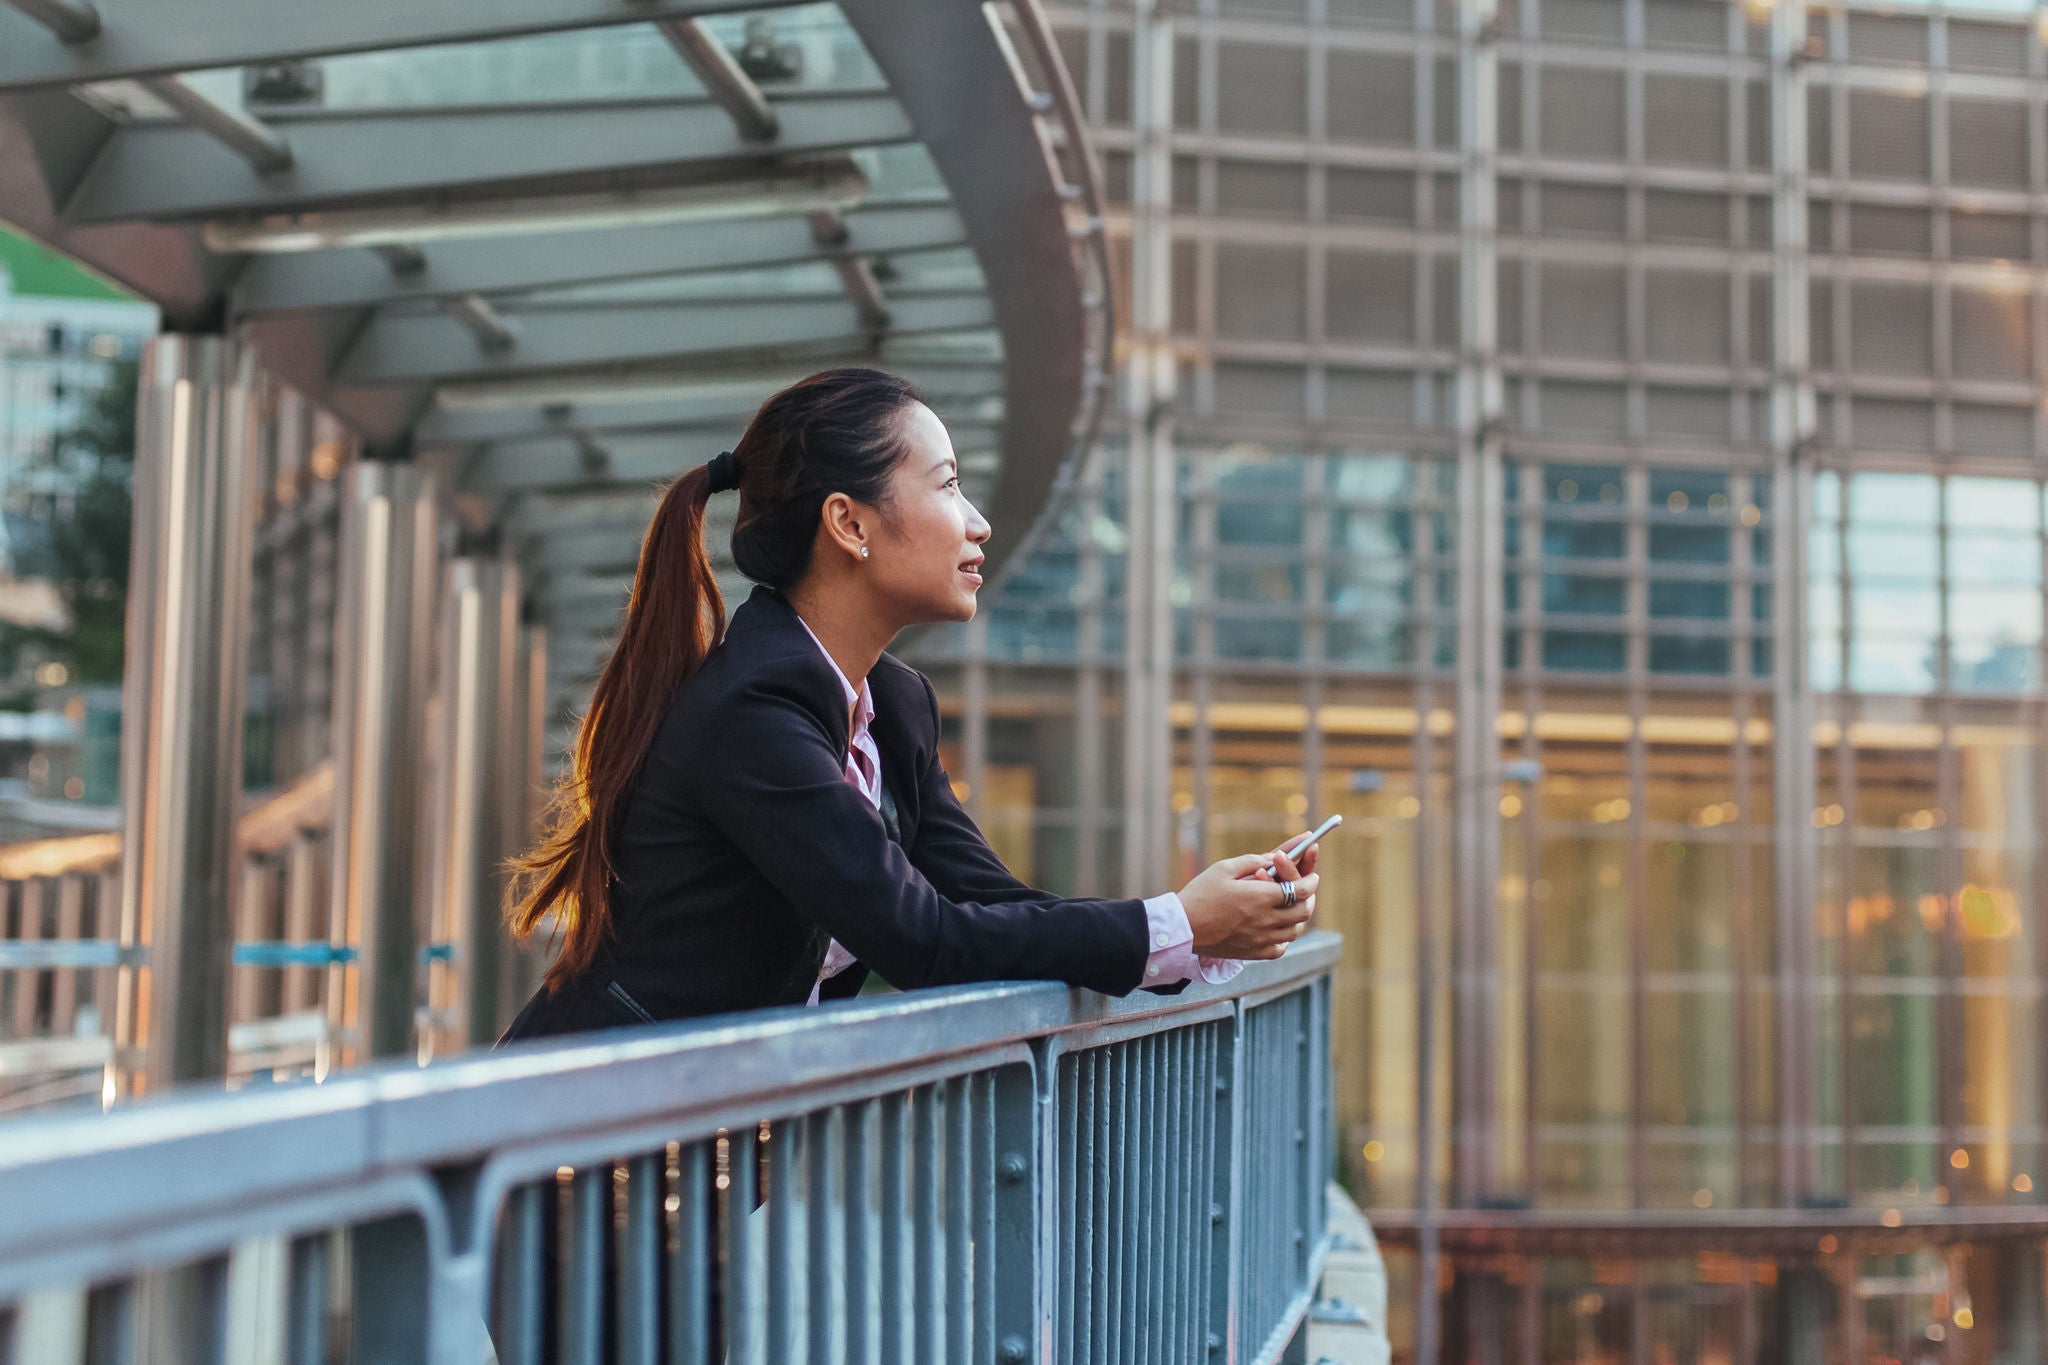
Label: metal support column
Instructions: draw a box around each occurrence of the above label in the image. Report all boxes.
[1768,0,1821,1205]
[1122,0,1177,898]
[1451,0,1506,1211]
[427,557,519,1050]
[497,622,548,1012]
[327,460,438,1063]
[117,334,259,1093]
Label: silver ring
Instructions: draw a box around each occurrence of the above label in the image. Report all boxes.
[1278,879,1297,908]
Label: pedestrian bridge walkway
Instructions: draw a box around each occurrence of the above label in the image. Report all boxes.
[0,933,1380,1364]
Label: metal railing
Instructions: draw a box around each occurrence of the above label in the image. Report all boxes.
[0,764,345,1106]
[0,932,1344,1364]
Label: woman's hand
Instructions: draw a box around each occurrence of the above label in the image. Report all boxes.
[1178,852,1319,960]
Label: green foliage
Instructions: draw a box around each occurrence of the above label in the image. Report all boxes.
[4,357,137,684]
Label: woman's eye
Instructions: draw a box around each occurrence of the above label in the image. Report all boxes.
[943,477,960,491]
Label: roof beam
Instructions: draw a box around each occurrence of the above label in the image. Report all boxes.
[658,19,777,143]
[134,74,292,173]
[425,352,1000,419]
[443,293,518,352]
[0,0,763,93]
[810,210,889,335]
[3,0,100,46]
[230,202,964,316]
[63,93,911,224]
[417,367,1003,444]
[837,0,1089,590]
[335,291,993,385]
[467,426,999,495]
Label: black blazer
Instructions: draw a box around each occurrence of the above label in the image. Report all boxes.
[502,584,1157,1042]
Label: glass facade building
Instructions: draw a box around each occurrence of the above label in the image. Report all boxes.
[912,0,2048,1356]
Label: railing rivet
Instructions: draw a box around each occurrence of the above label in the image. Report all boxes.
[999,1153,1028,1183]
[1207,1332,1223,1353]
[1295,1128,1307,1144]
[999,1334,1030,1362]
[1214,1075,1228,1094]
[1210,1201,1225,1224]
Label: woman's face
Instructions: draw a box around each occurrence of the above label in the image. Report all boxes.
[870,401,992,624]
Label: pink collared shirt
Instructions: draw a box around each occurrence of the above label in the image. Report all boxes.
[792,615,1241,1001]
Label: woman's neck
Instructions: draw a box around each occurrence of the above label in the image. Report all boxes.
[783,581,892,703]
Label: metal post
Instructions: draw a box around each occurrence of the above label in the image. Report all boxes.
[117,333,259,1093]
[428,557,517,1050]
[1768,0,1820,1205]
[327,460,438,1063]
[493,609,540,1016]
[1451,0,1505,1214]
[1122,0,1176,898]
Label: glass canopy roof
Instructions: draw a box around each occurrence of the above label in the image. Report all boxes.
[0,0,1112,721]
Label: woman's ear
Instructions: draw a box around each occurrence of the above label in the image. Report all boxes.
[818,491,869,562]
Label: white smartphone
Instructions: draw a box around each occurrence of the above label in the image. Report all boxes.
[1279,813,1343,863]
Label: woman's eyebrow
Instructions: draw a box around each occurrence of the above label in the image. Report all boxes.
[931,456,958,474]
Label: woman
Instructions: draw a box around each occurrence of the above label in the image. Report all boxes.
[500,366,1317,1040]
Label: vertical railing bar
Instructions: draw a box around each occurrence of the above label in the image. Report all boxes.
[767,1117,801,1364]
[808,1109,837,1364]
[51,873,84,1036]
[1169,1025,1189,1362]
[14,878,44,1036]
[945,1076,972,1365]
[726,1127,760,1365]
[914,1085,939,1362]
[1138,1034,1160,1365]
[669,1142,710,1365]
[1107,1042,1127,1365]
[845,1099,874,1365]
[1090,1048,1108,1365]
[495,1183,544,1365]
[560,1168,605,1365]
[972,1072,996,1364]
[284,1231,329,1365]
[1058,1053,1080,1364]
[618,1155,660,1365]
[1105,1055,1122,1365]
[879,1091,908,1365]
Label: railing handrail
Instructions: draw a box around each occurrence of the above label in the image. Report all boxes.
[0,759,335,881]
[0,934,1339,1280]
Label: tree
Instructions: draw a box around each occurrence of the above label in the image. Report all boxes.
[3,357,137,685]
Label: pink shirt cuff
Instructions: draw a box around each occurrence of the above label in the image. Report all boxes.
[1140,892,1246,987]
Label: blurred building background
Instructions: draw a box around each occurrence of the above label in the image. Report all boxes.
[5,0,2048,1356]
[905,0,2048,1358]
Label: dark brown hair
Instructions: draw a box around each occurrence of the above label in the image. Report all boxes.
[506,367,926,989]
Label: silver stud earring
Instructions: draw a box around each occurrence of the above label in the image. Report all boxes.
[860,546,870,560]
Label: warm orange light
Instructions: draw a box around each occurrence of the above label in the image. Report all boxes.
[1951,1148,1971,1170]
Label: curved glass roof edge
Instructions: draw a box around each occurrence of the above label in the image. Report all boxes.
[0,0,1109,714]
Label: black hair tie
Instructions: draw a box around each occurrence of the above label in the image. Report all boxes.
[704,449,739,494]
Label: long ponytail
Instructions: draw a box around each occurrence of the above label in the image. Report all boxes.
[506,463,725,989]
[504,367,925,990]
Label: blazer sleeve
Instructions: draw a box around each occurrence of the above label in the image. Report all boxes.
[687,669,1152,996]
